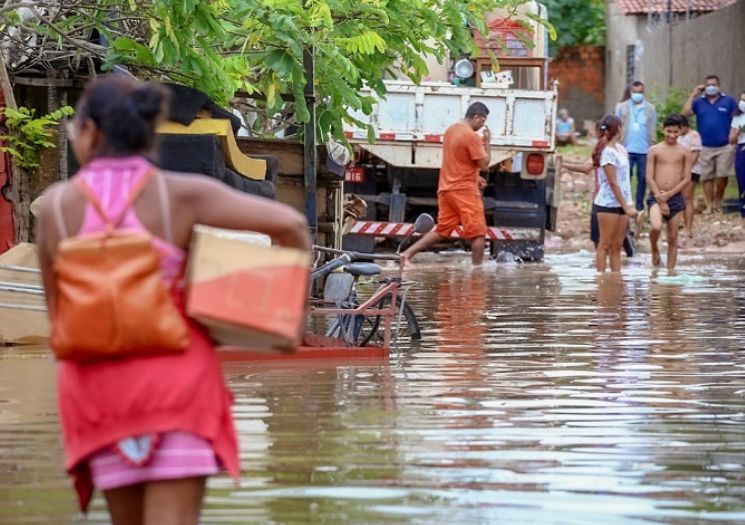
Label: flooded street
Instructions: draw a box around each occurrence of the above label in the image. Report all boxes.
[2,251,745,524]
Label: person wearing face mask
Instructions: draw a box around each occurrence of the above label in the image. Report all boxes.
[729,90,745,220]
[683,75,738,213]
[616,81,656,211]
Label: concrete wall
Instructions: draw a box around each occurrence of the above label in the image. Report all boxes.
[606,1,745,110]
[604,0,646,113]
[639,1,745,100]
[549,46,605,127]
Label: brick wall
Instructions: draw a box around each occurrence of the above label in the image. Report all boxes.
[549,45,606,133]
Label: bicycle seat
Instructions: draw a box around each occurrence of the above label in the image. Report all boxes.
[344,262,382,277]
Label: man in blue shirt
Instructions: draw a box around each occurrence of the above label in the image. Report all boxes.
[683,75,737,213]
[616,81,656,210]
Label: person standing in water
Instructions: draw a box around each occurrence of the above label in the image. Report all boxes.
[403,102,491,265]
[645,114,692,270]
[591,114,639,272]
[36,75,311,525]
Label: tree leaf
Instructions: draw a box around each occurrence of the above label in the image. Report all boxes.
[265,48,297,77]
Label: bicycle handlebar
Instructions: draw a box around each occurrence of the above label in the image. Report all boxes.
[310,246,405,284]
[310,253,352,281]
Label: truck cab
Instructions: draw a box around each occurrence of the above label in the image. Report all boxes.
[342,2,560,261]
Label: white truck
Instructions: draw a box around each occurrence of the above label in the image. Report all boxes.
[341,2,561,261]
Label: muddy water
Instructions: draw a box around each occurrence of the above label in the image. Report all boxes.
[2,252,745,524]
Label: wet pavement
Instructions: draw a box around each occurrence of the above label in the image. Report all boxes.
[1,251,745,524]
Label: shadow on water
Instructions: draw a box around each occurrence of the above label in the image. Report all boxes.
[1,251,745,524]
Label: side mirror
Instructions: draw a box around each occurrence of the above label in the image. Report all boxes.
[413,213,435,234]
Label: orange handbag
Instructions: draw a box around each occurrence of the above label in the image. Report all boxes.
[50,171,189,361]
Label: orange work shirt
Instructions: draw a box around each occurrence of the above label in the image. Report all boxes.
[438,122,487,193]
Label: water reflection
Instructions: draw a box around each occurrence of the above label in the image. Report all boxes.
[1,252,745,524]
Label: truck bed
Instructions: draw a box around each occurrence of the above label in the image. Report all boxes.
[344,80,557,168]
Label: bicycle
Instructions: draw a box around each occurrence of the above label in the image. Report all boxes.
[308,214,434,348]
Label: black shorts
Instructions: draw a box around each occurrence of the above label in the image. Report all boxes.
[592,204,624,215]
[591,205,624,244]
[646,191,685,221]
[691,172,701,183]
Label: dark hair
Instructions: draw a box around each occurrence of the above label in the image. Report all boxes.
[76,75,168,156]
[465,102,489,119]
[630,81,645,90]
[679,114,690,127]
[591,114,622,169]
[705,74,720,84]
[663,114,683,128]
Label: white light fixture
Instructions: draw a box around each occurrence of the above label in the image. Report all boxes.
[454,58,475,79]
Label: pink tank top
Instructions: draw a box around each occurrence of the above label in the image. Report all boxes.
[70,156,185,282]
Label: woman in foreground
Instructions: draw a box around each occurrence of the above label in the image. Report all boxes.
[37,75,310,525]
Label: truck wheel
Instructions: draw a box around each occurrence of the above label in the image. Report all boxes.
[490,240,544,263]
[522,242,544,262]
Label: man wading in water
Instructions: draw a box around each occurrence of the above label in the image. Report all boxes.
[403,102,491,265]
[645,114,692,270]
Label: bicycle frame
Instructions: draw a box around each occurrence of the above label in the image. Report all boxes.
[309,246,407,349]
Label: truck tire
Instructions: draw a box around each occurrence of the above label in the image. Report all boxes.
[490,240,544,263]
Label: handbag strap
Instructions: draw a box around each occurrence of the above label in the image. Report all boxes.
[76,170,155,231]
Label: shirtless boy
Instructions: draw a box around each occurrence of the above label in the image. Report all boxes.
[645,114,693,270]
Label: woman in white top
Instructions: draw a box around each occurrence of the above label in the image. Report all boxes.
[591,114,639,272]
[678,115,703,237]
[729,90,745,219]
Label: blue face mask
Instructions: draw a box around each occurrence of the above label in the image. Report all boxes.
[630,93,644,104]
[705,85,720,97]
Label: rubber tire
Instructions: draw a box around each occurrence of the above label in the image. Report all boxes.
[358,295,421,347]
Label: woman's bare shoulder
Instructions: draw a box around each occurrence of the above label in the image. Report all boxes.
[37,180,79,216]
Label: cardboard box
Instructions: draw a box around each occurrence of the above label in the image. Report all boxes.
[187,226,310,353]
[0,243,50,345]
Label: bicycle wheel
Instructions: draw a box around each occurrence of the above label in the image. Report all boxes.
[358,295,421,347]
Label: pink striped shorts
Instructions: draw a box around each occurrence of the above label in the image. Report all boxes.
[89,431,220,491]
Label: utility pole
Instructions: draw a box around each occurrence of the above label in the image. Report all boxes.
[303,46,317,243]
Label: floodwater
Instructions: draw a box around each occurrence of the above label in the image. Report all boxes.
[2,251,745,524]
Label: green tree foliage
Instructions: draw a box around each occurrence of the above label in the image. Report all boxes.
[650,88,694,137]
[1,0,540,140]
[0,106,75,170]
[541,0,604,55]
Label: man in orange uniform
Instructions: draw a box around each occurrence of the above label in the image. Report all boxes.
[403,102,491,265]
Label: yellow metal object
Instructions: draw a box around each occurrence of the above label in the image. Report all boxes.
[157,119,266,180]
